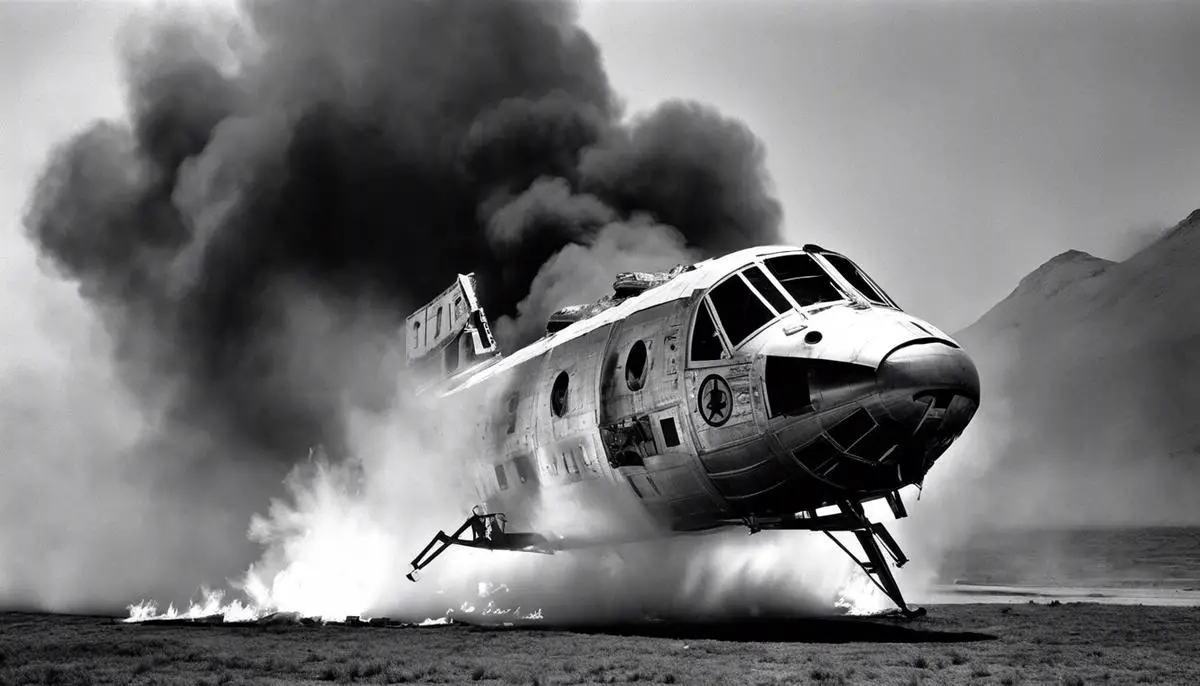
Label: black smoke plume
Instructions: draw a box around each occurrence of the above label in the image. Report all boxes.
[23,0,782,470]
[24,0,782,469]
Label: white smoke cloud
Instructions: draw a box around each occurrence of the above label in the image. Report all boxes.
[494,216,702,350]
[123,296,892,624]
[0,237,275,612]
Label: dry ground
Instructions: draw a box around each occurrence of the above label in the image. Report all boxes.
[2,603,1198,685]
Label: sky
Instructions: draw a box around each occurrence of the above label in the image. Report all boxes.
[3,0,1199,334]
[1,2,129,369]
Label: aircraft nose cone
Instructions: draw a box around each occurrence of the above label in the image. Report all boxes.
[875,342,981,431]
[877,342,980,403]
[869,341,981,483]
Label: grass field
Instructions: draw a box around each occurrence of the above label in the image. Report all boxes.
[2,603,1198,685]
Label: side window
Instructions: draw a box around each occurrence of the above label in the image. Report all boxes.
[435,306,443,338]
[743,266,792,314]
[551,371,569,417]
[764,254,845,308]
[708,275,775,347]
[413,321,421,347]
[690,302,724,361]
[494,464,509,490]
[660,417,680,448]
[625,340,649,391]
[822,253,895,307]
[765,356,813,418]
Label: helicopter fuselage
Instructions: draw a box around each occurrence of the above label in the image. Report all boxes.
[414,245,980,538]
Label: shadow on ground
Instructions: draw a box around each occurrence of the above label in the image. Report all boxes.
[525,616,998,644]
[96,610,999,645]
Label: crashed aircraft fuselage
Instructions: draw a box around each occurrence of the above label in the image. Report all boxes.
[404,244,980,615]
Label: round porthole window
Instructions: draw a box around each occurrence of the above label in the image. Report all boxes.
[625,340,648,391]
[551,371,569,417]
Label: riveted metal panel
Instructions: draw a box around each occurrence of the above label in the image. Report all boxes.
[600,302,687,423]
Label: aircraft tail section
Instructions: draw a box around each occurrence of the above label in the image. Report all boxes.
[404,273,501,392]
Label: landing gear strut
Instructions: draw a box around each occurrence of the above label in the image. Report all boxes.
[748,495,925,618]
[822,505,925,618]
[406,506,554,582]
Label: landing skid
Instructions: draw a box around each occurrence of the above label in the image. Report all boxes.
[750,498,925,618]
[408,498,924,618]
[406,507,555,581]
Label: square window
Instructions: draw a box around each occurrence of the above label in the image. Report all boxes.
[660,418,680,448]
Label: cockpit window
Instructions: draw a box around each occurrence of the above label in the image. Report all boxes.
[822,253,895,307]
[763,254,846,308]
[690,301,725,361]
[743,266,792,314]
[709,274,775,347]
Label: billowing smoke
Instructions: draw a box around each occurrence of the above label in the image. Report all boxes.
[494,215,703,348]
[24,0,780,464]
[8,0,785,614]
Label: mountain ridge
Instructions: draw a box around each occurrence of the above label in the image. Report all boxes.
[957,249,1114,341]
[941,208,1200,527]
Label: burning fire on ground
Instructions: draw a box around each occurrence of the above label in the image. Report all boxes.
[122,446,894,627]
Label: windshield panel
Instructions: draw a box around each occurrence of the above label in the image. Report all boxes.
[690,301,725,361]
[822,253,895,307]
[763,254,845,308]
[743,266,792,314]
[709,274,774,347]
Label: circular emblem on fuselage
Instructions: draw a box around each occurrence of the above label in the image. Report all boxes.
[698,374,733,427]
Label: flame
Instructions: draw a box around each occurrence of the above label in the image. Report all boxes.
[125,579,545,626]
[125,588,258,623]
[238,457,396,620]
[125,452,397,623]
[418,616,452,626]
[123,450,546,625]
[834,569,894,616]
[123,437,898,625]
[444,581,543,624]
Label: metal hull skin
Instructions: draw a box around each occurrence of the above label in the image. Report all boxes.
[419,246,980,538]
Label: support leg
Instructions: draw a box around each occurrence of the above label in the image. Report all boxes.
[406,517,477,581]
[824,524,925,618]
[406,511,555,582]
[869,522,909,568]
[754,499,924,617]
[406,533,454,581]
[852,529,922,616]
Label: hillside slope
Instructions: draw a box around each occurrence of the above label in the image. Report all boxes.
[943,210,1200,528]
